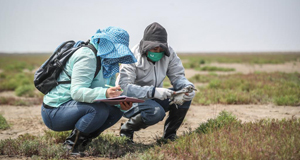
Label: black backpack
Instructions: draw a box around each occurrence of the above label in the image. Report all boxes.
[34,40,101,94]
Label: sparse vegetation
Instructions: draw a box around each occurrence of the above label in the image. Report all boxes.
[190,72,300,106]
[0,72,35,92]
[0,114,10,130]
[0,96,42,106]
[0,54,49,72]
[15,85,35,97]
[0,130,151,159]
[124,111,300,160]
[197,65,235,72]
[179,52,300,67]
[1,111,299,159]
[0,54,47,104]
[0,53,300,159]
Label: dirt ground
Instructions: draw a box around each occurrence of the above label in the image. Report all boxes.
[184,61,300,76]
[1,62,300,144]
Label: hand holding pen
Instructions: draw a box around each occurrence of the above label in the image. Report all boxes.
[105,84,132,109]
[105,85,123,98]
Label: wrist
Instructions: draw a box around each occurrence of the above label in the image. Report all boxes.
[152,87,156,98]
[105,88,109,98]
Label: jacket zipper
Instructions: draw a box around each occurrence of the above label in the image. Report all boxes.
[154,65,157,87]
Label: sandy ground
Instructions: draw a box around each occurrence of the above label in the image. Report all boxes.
[1,104,300,144]
[0,61,299,160]
[184,61,300,77]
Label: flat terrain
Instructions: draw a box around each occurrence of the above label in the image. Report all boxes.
[1,62,300,144]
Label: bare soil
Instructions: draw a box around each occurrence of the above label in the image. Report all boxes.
[184,61,300,77]
[1,103,300,144]
[1,62,300,148]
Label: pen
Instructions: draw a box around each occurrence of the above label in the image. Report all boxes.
[105,84,123,91]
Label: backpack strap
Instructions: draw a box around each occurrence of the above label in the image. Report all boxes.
[57,42,101,85]
[86,43,101,78]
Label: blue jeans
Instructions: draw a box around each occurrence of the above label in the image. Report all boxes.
[41,100,123,135]
[123,98,191,125]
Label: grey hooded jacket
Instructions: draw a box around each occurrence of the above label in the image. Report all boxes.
[117,44,193,99]
[116,22,193,99]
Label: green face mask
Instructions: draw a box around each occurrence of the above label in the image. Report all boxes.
[147,51,164,62]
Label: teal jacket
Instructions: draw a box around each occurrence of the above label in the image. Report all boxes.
[43,43,115,107]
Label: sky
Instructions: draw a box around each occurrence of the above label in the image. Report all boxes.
[0,0,300,53]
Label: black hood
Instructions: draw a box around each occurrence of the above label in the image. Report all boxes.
[139,22,170,57]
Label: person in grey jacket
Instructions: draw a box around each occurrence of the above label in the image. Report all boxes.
[116,22,195,142]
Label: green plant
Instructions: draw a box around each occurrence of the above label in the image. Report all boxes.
[0,133,67,159]
[0,131,151,159]
[274,95,299,106]
[0,114,10,130]
[15,84,35,97]
[190,72,300,105]
[195,110,239,134]
[196,66,235,72]
[179,52,300,64]
[188,74,215,83]
[43,130,70,143]
[208,79,221,89]
[126,114,300,160]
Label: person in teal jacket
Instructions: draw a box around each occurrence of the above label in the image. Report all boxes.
[41,26,136,156]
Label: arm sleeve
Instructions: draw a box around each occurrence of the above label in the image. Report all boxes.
[118,63,154,99]
[167,47,194,90]
[109,74,116,86]
[70,49,107,103]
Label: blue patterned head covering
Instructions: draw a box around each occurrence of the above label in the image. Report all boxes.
[91,27,137,78]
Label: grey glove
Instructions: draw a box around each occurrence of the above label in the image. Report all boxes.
[182,85,196,101]
[183,90,195,101]
[154,88,174,100]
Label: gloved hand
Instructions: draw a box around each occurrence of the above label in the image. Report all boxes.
[154,88,174,100]
[181,85,196,101]
[183,90,195,101]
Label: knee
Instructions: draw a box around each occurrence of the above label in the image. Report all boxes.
[89,103,110,117]
[142,106,165,125]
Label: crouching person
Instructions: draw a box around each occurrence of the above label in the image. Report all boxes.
[41,27,136,156]
[117,22,195,143]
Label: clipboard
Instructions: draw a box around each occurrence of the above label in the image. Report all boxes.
[93,96,145,105]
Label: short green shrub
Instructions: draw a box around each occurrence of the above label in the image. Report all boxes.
[4,62,28,72]
[86,133,151,158]
[0,133,67,159]
[195,110,239,134]
[43,130,70,144]
[0,72,34,92]
[208,79,222,89]
[197,66,235,72]
[274,95,299,106]
[182,58,203,70]
[0,114,10,130]
[15,84,35,97]
[189,74,214,83]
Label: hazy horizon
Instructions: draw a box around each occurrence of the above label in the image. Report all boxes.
[1,0,300,53]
